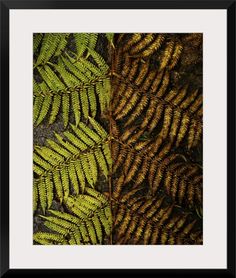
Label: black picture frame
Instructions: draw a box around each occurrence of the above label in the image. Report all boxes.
[0,0,235,277]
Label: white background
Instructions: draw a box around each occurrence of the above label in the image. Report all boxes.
[10,9,227,269]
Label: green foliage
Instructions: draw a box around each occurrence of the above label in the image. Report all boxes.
[106,33,115,48]
[33,33,112,127]
[33,188,112,245]
[33,119,112,212]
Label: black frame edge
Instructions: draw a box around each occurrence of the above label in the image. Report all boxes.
[0,0,235,277]
[227,1,236,276]
[0,0,235,10]
[0,1,10,277]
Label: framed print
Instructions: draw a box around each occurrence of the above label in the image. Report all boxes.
[1,0,235,277]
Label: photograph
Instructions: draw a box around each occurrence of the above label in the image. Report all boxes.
[33,33,203,245]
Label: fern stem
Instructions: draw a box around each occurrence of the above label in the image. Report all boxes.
[108,39,115,245]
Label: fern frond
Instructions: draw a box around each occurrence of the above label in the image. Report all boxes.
[62,93,70,127]
[52,169,63,203]
[34,33,70,67]
[68,163,79,195]
[106,33,115,48]
[74,33,98,58]
[71,91,81,126]
[34,33,110,126]
[60,166,70,201]
[38,65,66,92]
[33,33,43,53]
[95,148,109,178]
[88,117,108,139]
[33,232,65,245]
[33,95,44,125]
[87,152,98,185]
[35,34,62,66]
[122,33,142,52]
[61,56,89,83]
[80,153,94,187]
[79,87,89,119]
[87,48,109,74]
[159,41,175,71]
[53,59,80,88]
[48,95,61,125]
[130,34,155,55]
[54,33,69,57]
[141,34,165,57]
[87,85,97,117]
[36,178,47,214]
[169,43,183,69]
[74,160,86,193]
[113,191,201,245]
[34,119,111,202]
[35,188,112,245]
[44,220,69,236]
[33,181,38,212]
[35,95,52,126]
[44,174,54,208]
[74,33,89,57]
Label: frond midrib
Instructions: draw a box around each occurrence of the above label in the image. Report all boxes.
[34,137,110,179]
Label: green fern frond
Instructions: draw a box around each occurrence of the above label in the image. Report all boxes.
[80,153,94,187]
[80,87,89,119]
[74,160,86,193]
[36,95,52,126]
[88,116,108,139]
[87,85,97,117]
[87,152,98,185]
[49,94,61,124]
[48,209,81,224]
[87,33,98,51]
[60,166,70,201]
[95,148,109,178]
[102,142,112,169]
[38,65,66,92]
[44,175,54,209]
[33,33,43,53]
[73,33,98,58]
[68,162,79,195]
[62,93,70,127]
[33,119,111,205]
[35,34,62,66]
[63,130,87,151]
[34,67,110,127]
[62,55,89,83]
[74,33,89,57]
[52,169,64,203]
[44,220,69,236]
[33,96,44,125]
[34,33,69,66]
[33,232,65,245]
[71,91,81,126]
[95,80,109,113]
[33,181,38,212]
[84,187,108,205]
[34,33,110,126]
[36,188,112,245]
[54,33,69,57]
[87,48,109,73]
[36,178,47,214]
[106,33,115,48]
